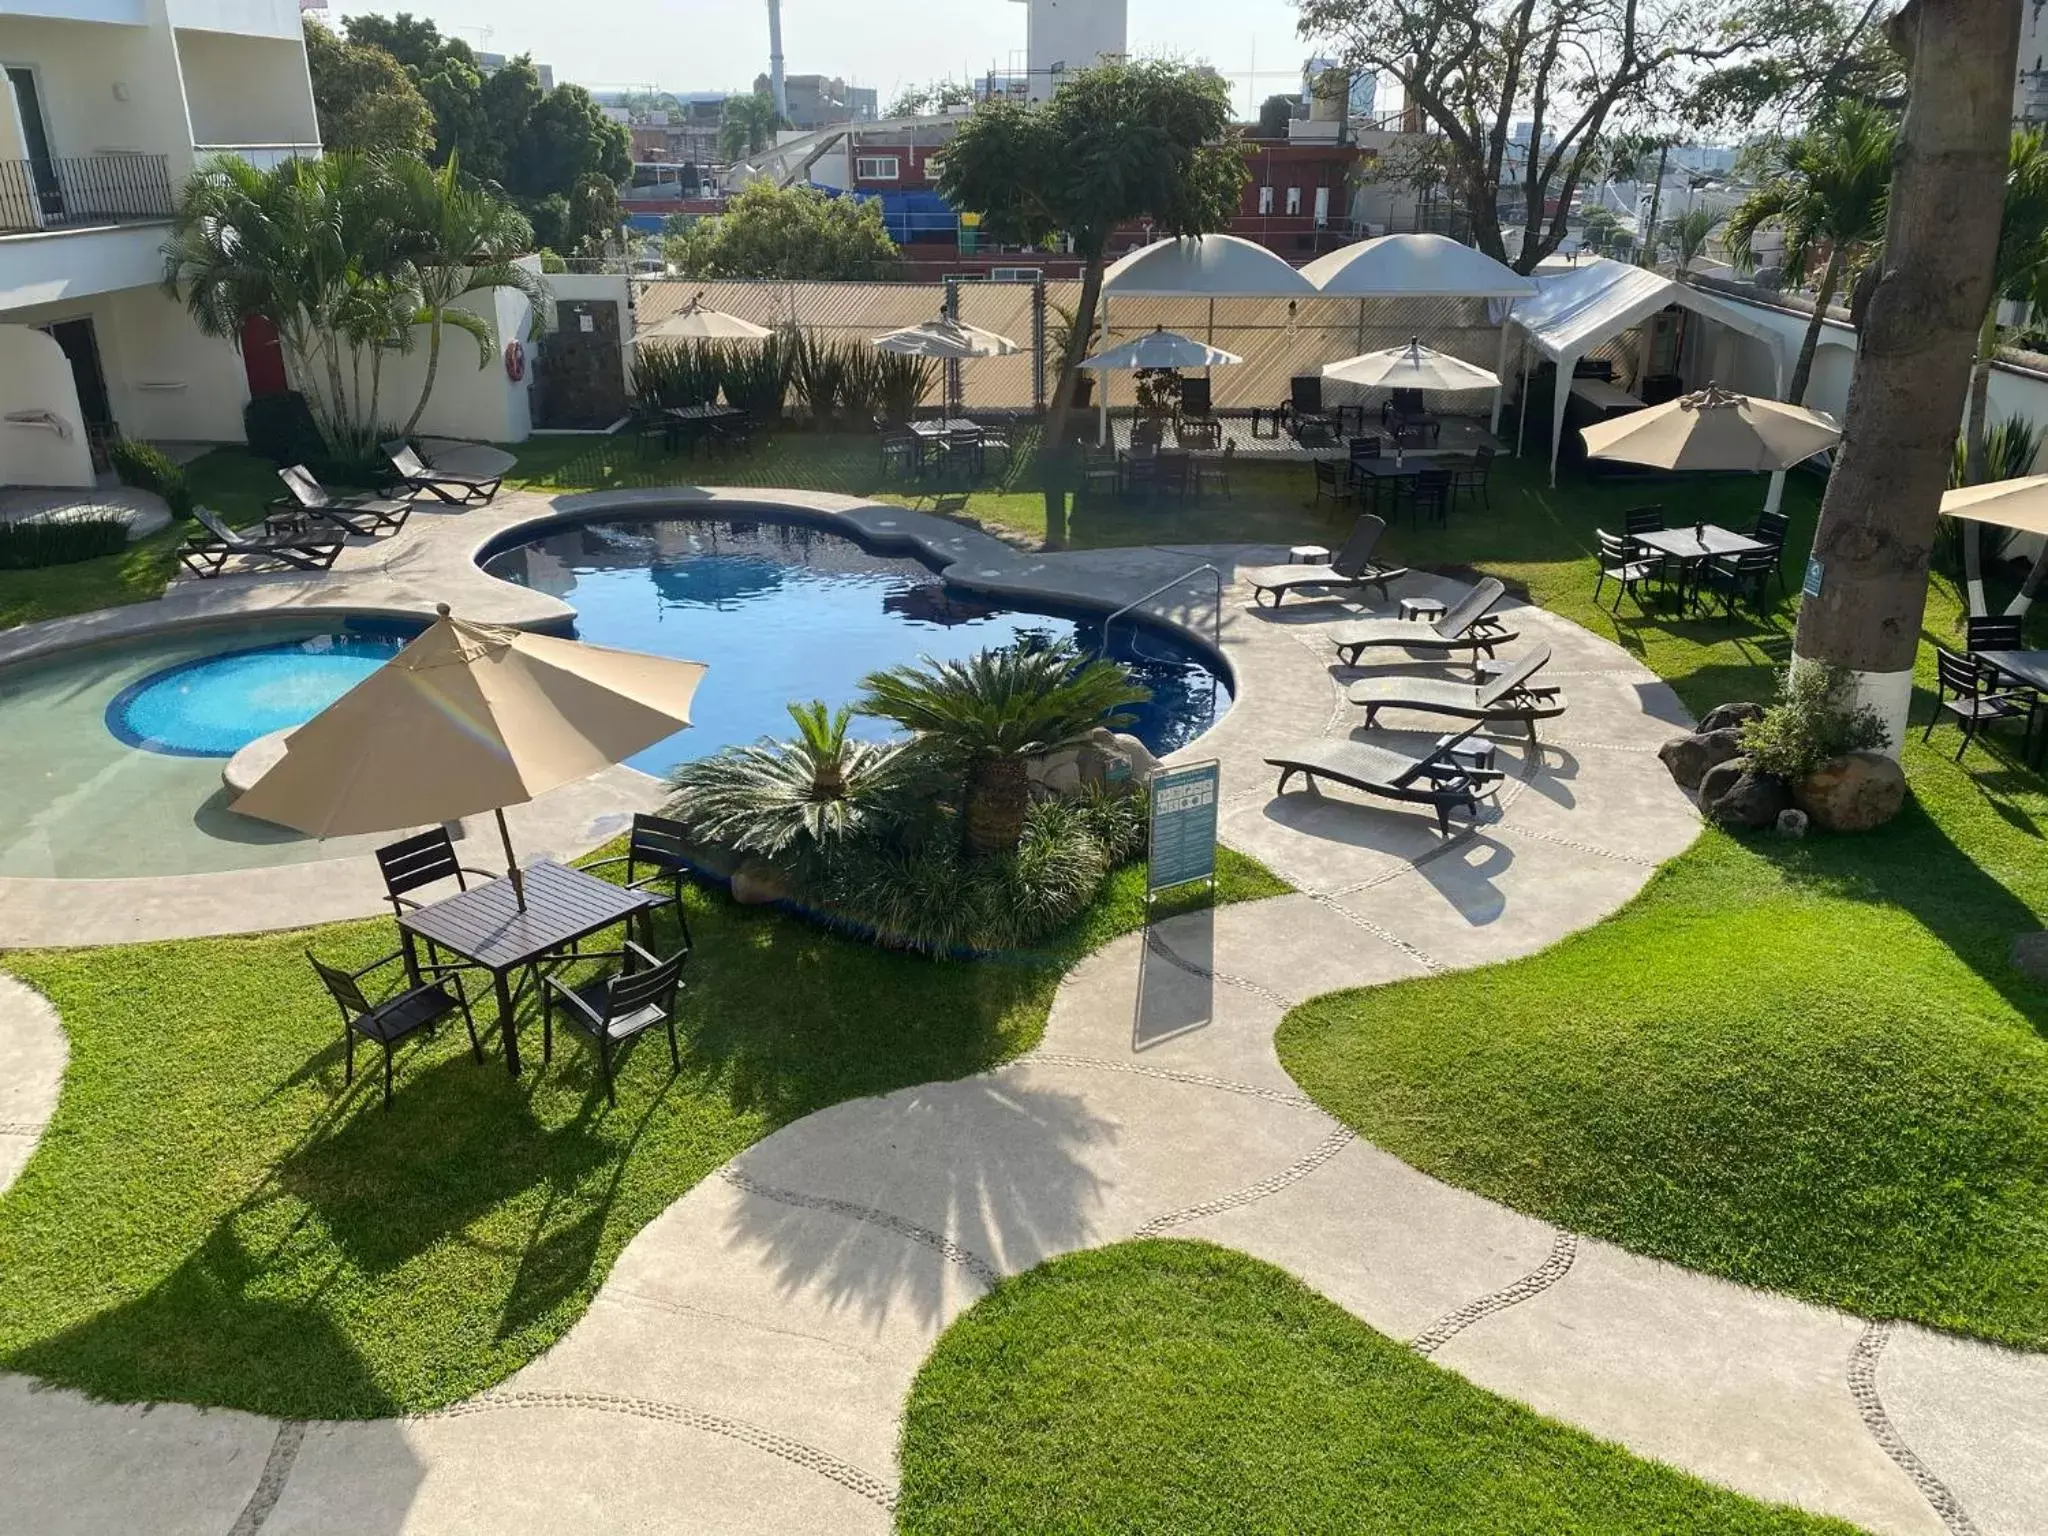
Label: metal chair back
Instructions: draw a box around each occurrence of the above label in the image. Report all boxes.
[1752,509,1790,549]
[375,828,469,911]
[608,950,686,1022]
[1934,645,1988,697]
[383,441,430,479]
[278,464,333,510]
[1349,436,1382,462]
[308,951,372,1019]
[1291,375,1324,415]
[1596,529,1635,565]
[1180,376,1213,416]
[1966,615,2025,653]
[627,813,692,875]
[1623,505,1666,537]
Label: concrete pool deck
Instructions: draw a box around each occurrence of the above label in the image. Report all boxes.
[0,487,2042,1534]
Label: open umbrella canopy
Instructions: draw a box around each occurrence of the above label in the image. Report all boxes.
[871,316,1020,359]
[1941,474,2048,535]
[1080,327,1244,371]
[233,606,708,840]
[645,292,774,341]
[1303,233,1538,299]
[1100,233,1319,298]
[1323,337,1500,391]
[1580,383,1841,472]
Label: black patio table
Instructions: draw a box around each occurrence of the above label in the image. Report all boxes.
[664,404,745,422]
[397,859,661,1077]
[1973,649,2048,693]
[907,418,981,438]
[1630,524,1770,613]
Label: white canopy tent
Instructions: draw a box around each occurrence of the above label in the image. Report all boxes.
[1507,256,1793,486]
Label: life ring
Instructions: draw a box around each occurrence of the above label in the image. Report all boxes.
[504,340,526,383]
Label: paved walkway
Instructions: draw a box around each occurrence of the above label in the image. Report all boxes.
[0,496,2042,1534]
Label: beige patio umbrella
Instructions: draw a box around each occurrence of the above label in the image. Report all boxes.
[873,314,1020,418]
[644,292,774,341]
[233,605,707,909]
[1580,383,1841,472]
[1323,336,1502,391]
[1940,474,2048,535]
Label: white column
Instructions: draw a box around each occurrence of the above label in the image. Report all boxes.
[1515,351,1532,459]
[1491,319,1514,436]
[1549,353,1575,487]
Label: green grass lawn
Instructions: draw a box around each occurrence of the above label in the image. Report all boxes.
[897,1240,1858,1535]
[0,851,1285,1419]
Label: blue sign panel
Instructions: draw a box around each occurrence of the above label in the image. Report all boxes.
[1802,557,1825,599]
[1149,761,1220,896]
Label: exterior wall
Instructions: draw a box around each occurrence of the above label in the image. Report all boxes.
[0,221,163,310]
[164,0,301,40]
[1017,0,1127,102]
[0,12,192,174]
[175,27,316,149]
[0,0,147,26]
[375,284,538,445]
[0,323,93,485]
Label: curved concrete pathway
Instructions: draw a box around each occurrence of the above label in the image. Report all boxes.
[0,516,2043,1534]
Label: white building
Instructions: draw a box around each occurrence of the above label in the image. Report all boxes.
[2020,0,2048,123]
[0,0,320,487]
[1007,0,1125,103]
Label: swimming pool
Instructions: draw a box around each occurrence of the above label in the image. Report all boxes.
[479,514,1230,776]
[0,514,1228,880]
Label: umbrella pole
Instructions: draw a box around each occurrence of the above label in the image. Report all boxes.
[495,806,527,911]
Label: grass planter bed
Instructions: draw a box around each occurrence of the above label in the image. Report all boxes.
[898,1241,1857,1535]
[0,849,1285,1418]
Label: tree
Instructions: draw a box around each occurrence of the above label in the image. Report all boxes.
[1257,93,1297,137]
[341,11,474,75]
[303,19,433,157]
[664,183,900,278]
[1724,100,1895,404]
[1296,0,1733,272]
[511,82,632,199]
[1661,205,1722,276]
[938,61,1245,544]
[720,92,787,160]
[1686,0,1906,128]
[388,156,547,435]
[889,80,977,119]
[859,645,1147,857]
[1792,0,2021,751]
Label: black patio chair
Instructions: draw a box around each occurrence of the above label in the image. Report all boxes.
[308,949,481,1110]
[1080,447,1122,498]
[1195,439,1237,501]
[543,941,689,1106]
[1180,375,1214,420]
[1623,504,1672,582]
[879,428,919,480]
[1452,446,1496,510]
[1922,645,2037,761]
[178,507,344,578]
[1594,528,1661,610]
[1290,374,1324,420]
[1965,615,2026,654]
[1702,547,1781,621]
[375,828,502,977]
[1403,468,1454,529]
[1154,451,1193,501]
[582,812,695,950]
[1311,457,1349,510]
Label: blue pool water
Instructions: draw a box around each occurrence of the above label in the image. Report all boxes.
[106,632,409,757]
[481,514,1230,775]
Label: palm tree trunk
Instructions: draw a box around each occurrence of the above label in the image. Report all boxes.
[2004,548,2048,616]
[1641,142,1670,269]
[402,313,446,437]
[1962,304,2002,614]
[1787,248,1844,405]
[965,756,1032,856]
[1793,0,2021,752]
[1038,253,1106,553]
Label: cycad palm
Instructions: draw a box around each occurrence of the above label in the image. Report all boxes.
[860,644,1148,856]
[1724,101,1895,404]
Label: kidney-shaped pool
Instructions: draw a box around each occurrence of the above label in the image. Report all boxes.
[0,513,1229,879]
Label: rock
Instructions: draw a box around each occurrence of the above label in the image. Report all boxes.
[1027,746,1081,785]
[1697,755,1751,810]
[1095,727,1164,780]
[730,857,798,907]
[1707,771,1793,831]
[1076,741,1136,794]
[2011,930,2048,984]
[1658,727,1747,790]
[1699,701,1767,734]
[1793,751,1907,833]
[1041,761,1082,796]
[1776,808,1809,838]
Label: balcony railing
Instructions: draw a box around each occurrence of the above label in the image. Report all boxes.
[0,154,175,236]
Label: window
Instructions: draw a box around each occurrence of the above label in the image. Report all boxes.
[856,156,901,180]
[1257,185,1274,215]
[990,267,1043,282]
[1313,186,1331,227]
[1285,187,1302,216]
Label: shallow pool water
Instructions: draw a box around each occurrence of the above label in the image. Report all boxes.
[481,515,1230,776]
[0,514,1228,880]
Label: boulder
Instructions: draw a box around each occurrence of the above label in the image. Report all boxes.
[1041,761,1083,796]
[2010,930,2048,985]
[1699,701,1767,734]
[1697,755,1752,810]
[1776,808,1809,838]
[1027,746,1082,786]
[1095,727,1164,780]
[1658,727,1747,790]
[1793,751,1907,833]
[1707,771,1793,831]
[730,857,799,907]
[1076,741,1136,794]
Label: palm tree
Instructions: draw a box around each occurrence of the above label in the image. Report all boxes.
[719,92,784,162]
[671,701,912,863]
[389,156,548,436]
[1724,101,1896,405]
[1660,206,1722,278]
[1964,129,2048,485]
[859,645,1149,856]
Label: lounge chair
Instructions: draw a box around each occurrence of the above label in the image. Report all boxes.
[383,440,504,505]
[1327,577,1518,669]
[178,506,344,578]
[1347,646,1566,739]
[276,465,416,536]
[1265,722,1507,835]
[1242,516,1410,609]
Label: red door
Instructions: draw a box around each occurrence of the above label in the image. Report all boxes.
[240,315,288,398]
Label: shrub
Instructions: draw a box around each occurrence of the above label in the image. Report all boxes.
[0,516,130,569]
[718,332,792,422]
[108,439,193,519]
[632,340,722,409]
[242,391,325,466]
[876,351,936,425]
[790,330,851,426]
[1740,663,1890,780]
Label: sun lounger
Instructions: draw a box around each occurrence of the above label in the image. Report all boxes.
[1347,646,1566,739]
[383,440,504,505]
[1264,722,1506,835]
[1242,515,1409,608]
[178,506,344,578]
[1328,577,1517,669]
[276,465,416,536]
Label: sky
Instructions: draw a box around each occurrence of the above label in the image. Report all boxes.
[324,0,1326,119]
